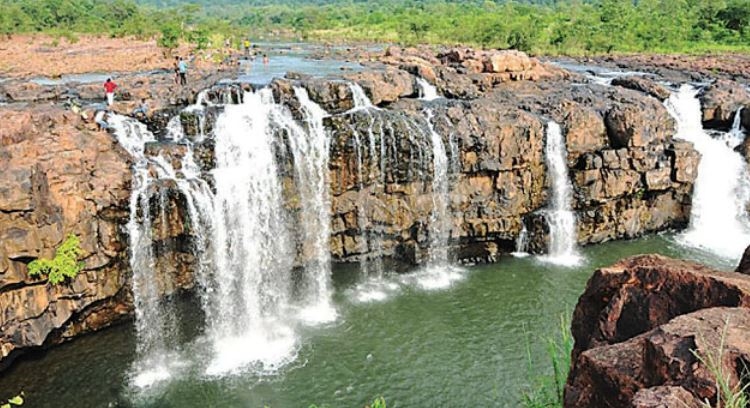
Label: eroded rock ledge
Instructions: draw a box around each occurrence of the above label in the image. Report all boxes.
[565,254,750,408]
[0,48,705,371]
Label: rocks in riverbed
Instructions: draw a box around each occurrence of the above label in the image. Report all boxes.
[565,254,750,408]
[611,76,671,101]
[699,79,750,130]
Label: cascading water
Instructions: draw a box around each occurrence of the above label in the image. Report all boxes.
[203,89,298,376]
[513,223,530,257]
[539,121,582,266]
[665,85,750,260]
[110,114,214,388]
[417,78,440,101]
[424,109,451,265]
[349,82,376,111]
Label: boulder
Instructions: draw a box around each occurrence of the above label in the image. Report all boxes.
[569,254,750,360]
[699,79,750,130]
[482,50,535,73]
[301,78,353,114]
[611,76,671,101]
[566,306,750,408]
[344,68,415,106]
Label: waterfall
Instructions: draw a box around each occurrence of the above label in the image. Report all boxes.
[664,85,750,260]
[203,89,297,376]
[417,78,440,101]
[289,87,337,323]
[424,109,451,265]
[349,82,376,111]
[110,114,215,388]
[513,223,530,257]
[539,121,582,266]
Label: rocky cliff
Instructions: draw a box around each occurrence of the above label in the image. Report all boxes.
[565,254,750,408]
[0,48,708,370]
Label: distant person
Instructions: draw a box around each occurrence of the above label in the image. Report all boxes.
[94,110,110,131]
[263,54,269,65]
[173,56,180,84]
[131,98,148,117]
[103,78,117,106]
[244,39,251,56]
[178,57,188,86]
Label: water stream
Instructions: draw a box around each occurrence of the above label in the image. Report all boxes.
[665,85,750,260]
[539,121,582,266]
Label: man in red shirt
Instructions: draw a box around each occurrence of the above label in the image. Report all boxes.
[104,78,117,106]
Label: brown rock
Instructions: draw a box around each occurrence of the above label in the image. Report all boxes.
[736,245,750,274]
[605,102,675,148]
[699,79,750,130]
[570,254,750,360]
[566,307,750,408]
[631,386,701,408]
[482,50,534,73]
[611,76,671,101]
[344,68,415,105]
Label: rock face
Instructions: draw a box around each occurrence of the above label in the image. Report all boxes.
[699,79,750,130]
[565,255,750,407]
[0,105,133,366]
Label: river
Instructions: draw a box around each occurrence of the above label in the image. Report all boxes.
[0,235,732,408]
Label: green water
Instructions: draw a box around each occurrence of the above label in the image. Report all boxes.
[0,235,735,408]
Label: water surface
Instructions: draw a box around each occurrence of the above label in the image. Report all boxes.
[0,234,735,407]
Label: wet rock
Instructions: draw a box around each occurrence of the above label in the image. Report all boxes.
[611,76,671,101]
[699,79,750,130]
[344,68,416,106]
[302,78,353,114]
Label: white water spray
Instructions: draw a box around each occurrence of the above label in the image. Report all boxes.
[665,85,750,260]
[539,121,582,266]
[417,78,440,101]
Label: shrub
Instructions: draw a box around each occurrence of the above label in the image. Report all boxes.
[693,320,750,408]
[28,234,84,285]
[158,23,181,51]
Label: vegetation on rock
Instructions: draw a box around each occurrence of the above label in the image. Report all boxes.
[27,234,84,285]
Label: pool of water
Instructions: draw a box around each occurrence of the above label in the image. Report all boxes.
[0,234,735,408]
[224,43,364,86]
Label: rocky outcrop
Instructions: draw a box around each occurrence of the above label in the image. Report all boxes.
[565,255,750,407]
[611,76,671,101]
[0,105,133,367]
[699,79,750,130]
[737,245,750,275]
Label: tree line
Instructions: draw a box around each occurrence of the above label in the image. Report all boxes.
[1,0,749,54]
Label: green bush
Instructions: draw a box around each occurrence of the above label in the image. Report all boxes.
[694,320,750,408]
[28,234,84,285]
[158,23,181,50]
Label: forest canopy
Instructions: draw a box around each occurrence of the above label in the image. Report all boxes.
[0,0,748,54]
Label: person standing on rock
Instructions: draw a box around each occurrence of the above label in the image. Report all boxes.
[173,56,180,84]
[178,57,188,86]
[103,78,117,106]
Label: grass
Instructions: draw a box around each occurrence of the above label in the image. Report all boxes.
[693,319,750,408]
[521,314,573,408]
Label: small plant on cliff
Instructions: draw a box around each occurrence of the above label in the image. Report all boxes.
[693,321,750,408]
[521,314,573,408]
[27,234,84,285]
